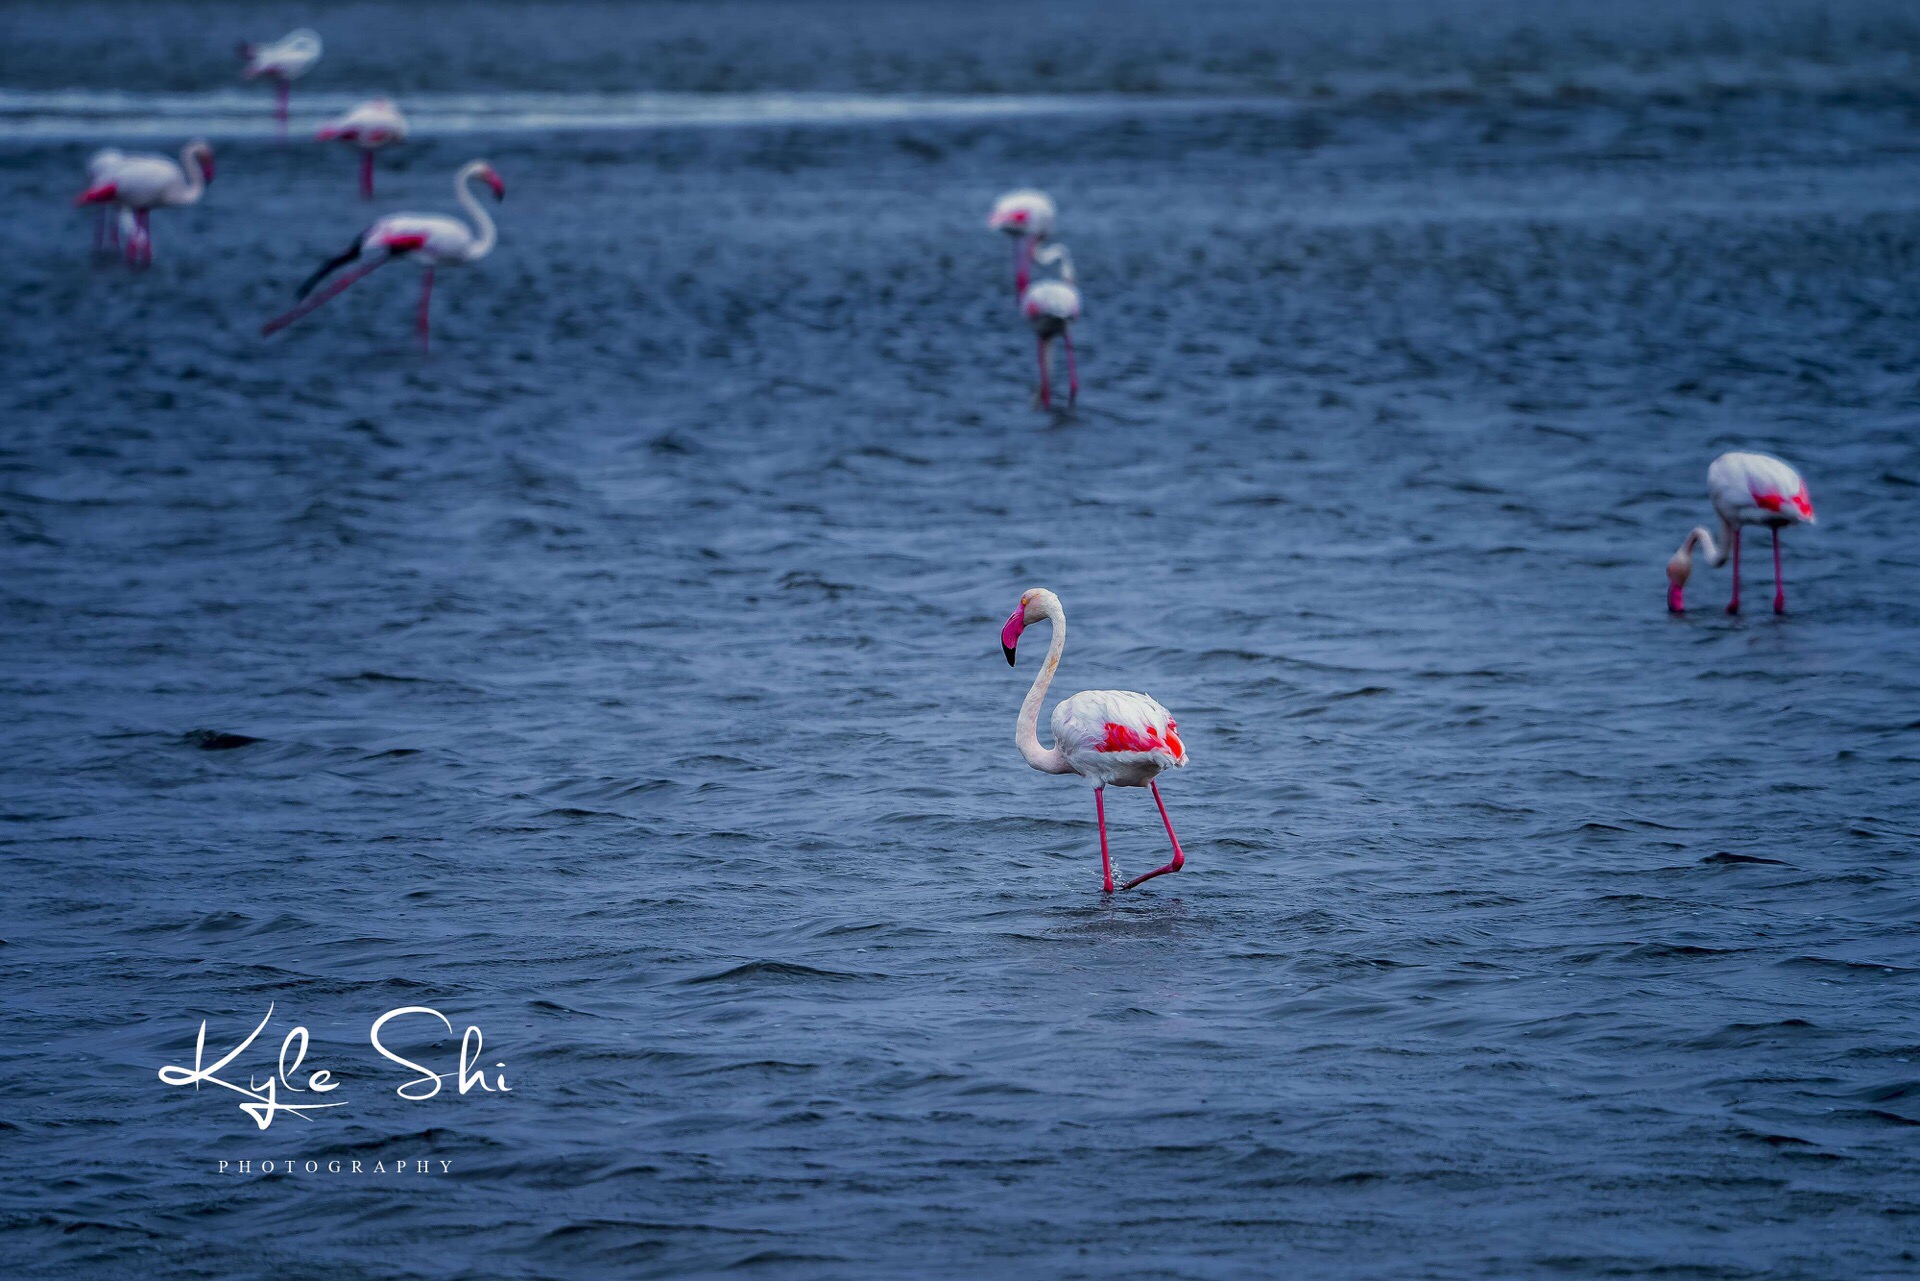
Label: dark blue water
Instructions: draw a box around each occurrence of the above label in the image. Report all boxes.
[3,3,1920,1278]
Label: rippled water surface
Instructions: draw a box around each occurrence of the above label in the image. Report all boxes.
[3,3,1920,1278]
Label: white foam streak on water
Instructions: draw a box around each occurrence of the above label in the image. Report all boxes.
[0,88,1251,142]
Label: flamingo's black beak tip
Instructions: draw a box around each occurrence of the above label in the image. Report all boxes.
[1003,644,1017,666]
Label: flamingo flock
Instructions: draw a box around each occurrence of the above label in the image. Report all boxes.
[61,34,1842,900]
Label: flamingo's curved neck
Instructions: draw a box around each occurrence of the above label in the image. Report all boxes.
[1017,600,1074,775]
[455,165,497,261]
[1031,241,1074,285]
[179,146,209,202]
[1684,521,1730,568]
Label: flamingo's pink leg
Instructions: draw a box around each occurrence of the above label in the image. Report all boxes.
[1036,336,1051,407]
[1120,782,1186,892]
[360,151,375,201]
[262,261,383,336]
[1772,527,1786,615]
[1095,786,1114,895]
[1726,527,1742,615]
[416,267,434,354]
[1013,239,1029,298]
[1062,331,1078,407]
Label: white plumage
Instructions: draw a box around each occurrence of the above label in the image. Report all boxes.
[319,98,409,148]
[241,29,322,81]
[987,189,1056,240]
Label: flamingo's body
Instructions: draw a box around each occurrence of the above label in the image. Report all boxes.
[988,188,1056,297]
[263,160,504,352]
[1002,588,1190,894]
[1021,243,1081,409]
[1667,451,1816,615]
[74,141,215,267]
[240,29,322,137]
[318,98,409,199]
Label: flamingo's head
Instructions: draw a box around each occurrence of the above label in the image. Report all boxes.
[474,162,505,201]
[1666,544,1693,613]
[989,206,1031,237]
[188,141,215,184]
[1001,588,1058,665]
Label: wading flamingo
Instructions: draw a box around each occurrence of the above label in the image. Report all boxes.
[263,160,504,353]
[988,189,1055,298]
[318,98,409,199]
[240,29,322,138]
[83,149,126,253]
[75,141,215,268]
[1667,451,1816,615]
[1001,588,1190,894]
[1021,243,1080,409]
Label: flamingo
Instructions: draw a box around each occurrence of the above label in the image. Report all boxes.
[83,149,127,253]
[263,160,505,353]
[239,29,322,138]
[1021,243,1080,409]
[74,141,215,268]
[318,98,409,200]
[1001,588,1191,894]
[988,189,1055,298]
[1667,451,1817,616]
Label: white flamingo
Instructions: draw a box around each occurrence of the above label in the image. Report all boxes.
[263,160,505,352]
[988,189,1056,298]
[318,98,409,200]
[74,141,215,268]
[1021,243,1081,409]
[1001,589,1191,894]
[1667,451,1817,615]
[240,29,322,137]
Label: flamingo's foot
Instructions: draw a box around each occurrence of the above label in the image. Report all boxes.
[1725,601,1741,616]
[1120,855,1184,892]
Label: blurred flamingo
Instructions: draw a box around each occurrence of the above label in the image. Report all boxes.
[988,188,1055,298]
[240,29,323,138]
[1667,451,1816,615]
[1021,243,1080,409]
[263,160,504,353]
[1001,588,1191,894]
[74,141,215,268]
[318,98,410,199]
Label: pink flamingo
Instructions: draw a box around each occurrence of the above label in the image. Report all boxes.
[1002,588,1191,894]
[1667,451,1817,616]
[263,160,504,353]
[988,188,1056,298]
[1021,243,1080,409]
[318,98,409,200]
[74,141,215,269]
[239,29,322,139]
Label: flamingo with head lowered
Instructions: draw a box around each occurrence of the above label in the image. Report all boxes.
[263,160,504,352]
[318,98,409,199]
[74,141,215,268]
[240,29,322,138]
[1002,588,1191,894]
[1667,451,1817,615]
[1021,243,1080,409]
[988,188,1055,298]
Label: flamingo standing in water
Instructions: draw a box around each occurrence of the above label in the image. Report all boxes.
[74,141,215,268]
[83,149,126,253]
[988,189,1055,298]
[263,160,504,352]
[240,29,322,138]
[318,98,409,199]
[1001,588,1191,894]
[1667,451,1817,615]
[1021,243,1081,409]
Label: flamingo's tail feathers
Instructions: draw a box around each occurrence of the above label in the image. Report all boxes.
[295,238,364,299]
[75,182,116,206]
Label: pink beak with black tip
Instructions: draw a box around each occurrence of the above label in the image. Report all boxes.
[1001,605,1026,665]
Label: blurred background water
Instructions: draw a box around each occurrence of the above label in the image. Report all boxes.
[2,2,1919,1278]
